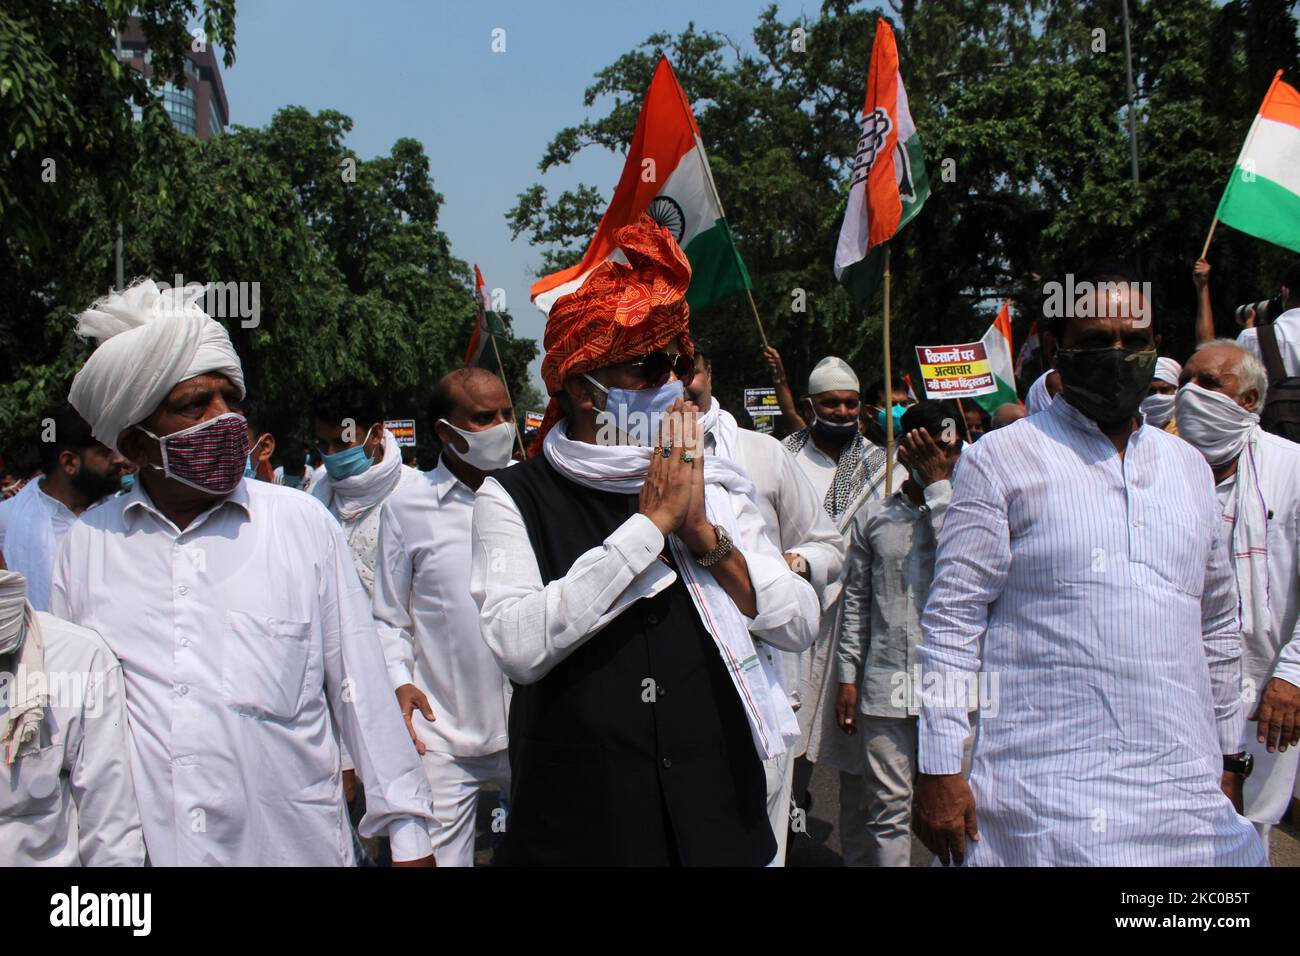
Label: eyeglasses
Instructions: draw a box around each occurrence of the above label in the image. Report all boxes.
[627,350,695,384]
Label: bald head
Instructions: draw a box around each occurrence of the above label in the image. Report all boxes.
[1180,340,1268,413]
[433,368,509,427]
[991,403,1026,429]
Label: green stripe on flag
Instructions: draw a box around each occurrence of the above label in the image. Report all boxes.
[684,218,753,311]
[897,135,930,233]
[1216,168,1300,254]
[972,376,1019,417]
[840,244,886,310]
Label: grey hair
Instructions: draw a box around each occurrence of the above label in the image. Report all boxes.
[1195,338,1269,399]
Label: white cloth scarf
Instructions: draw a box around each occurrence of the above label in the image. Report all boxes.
[311,430,405,523]
[69,279,246,453]
[0,572,48,765]
[698,398,739,461]
[542,422,799,759]
[1222,429,1272,695]
[0,482,57,611]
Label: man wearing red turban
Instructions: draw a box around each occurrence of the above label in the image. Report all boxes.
[531,215,695,454]
[469,216,819,865]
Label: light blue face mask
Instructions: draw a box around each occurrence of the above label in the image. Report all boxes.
[322,427,376,480]
[584,376,685,446]
[876,404,907,432]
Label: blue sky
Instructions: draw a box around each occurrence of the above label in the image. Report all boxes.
[219,0,812,390]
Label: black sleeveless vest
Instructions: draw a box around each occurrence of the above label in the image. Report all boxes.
[492,456,775,866]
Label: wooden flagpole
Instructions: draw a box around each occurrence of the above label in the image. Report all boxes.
[1200,217,1219,260]
[745,289,770,350]
[883,245,894,496]
[489,334,529,457]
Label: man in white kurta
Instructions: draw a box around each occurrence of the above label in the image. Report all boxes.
[688,351,841,865]
[1175,340,1300,854]
[0,565,144,866]
[0,407,127,611]
[779,357,902,865]
[52,279,436,866]
[914,286,1264,865]
[373,368,515,866]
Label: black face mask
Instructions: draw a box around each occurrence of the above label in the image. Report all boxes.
[1054,347,1157,426]
[811,414,859,446]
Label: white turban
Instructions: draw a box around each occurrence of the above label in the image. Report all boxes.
[68,279,245,452]
[1154,356,1182,388]
[807,356,859,396]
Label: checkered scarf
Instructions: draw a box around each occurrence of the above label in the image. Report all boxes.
[782,428,888,521]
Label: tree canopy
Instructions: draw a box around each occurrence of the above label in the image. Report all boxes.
[0,1,536,459]
[507,0,1300,412]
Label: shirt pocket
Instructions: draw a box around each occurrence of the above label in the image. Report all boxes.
[222,610,312,721]
[0,740,63,818]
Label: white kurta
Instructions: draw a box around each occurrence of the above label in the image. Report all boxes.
[917,397,1265,865]
[314,465,422,598]
[706,415,844,701]
[792,440,904,770]
[0,612,144,866]
[1213,431,1300,828]
[0,480,79,612]
[51,479,436,866]
[372,459,511,757]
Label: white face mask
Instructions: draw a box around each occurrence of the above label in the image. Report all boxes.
[1138,391,1176,428]
[439,419,516,472]
[1174,382,1259,467]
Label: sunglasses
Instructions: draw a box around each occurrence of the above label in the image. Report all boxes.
[627,350,695,384]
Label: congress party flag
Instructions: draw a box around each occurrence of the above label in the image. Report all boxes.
[1214,71,1300,254]
[466,264,506,367]
[530,56,752,316]
[834,17,930,307]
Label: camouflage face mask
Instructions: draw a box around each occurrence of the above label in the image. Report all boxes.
[1054,347,1157,426]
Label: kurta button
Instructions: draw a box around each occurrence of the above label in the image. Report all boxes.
[178,684,188,696]
[662,757,672,769]
[647,614,660,625]
[177,586,189,595]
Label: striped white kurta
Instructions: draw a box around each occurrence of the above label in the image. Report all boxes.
[917,397,1266,866]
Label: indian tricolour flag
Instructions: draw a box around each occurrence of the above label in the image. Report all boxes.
[466,264,506,366]
[972,300,1019,416]
[834,17,929,307]
[1214,70,1300,253]
[531,56,752,315]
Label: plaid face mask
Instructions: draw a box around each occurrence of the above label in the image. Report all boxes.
[138,412,250,496]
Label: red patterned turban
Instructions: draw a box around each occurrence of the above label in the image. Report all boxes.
[532,215,694,454]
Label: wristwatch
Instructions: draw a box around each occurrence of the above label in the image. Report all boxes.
[1223,752,1254,778]
[695,523,733,567]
